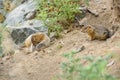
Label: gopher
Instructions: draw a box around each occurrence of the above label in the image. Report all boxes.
[20,32,50,52]
[81,25,117,40]
[31,32,50,51]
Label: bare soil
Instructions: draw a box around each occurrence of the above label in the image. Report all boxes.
[0,0,120,80]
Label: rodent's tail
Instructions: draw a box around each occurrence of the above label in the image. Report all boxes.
[109,25,119,37]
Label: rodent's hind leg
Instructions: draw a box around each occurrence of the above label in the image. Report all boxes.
[27,43,35,53]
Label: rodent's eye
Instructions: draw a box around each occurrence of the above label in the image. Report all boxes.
[103,31,107,35]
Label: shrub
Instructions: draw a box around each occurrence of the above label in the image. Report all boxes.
[35,0,83,37]
[58,50,116,80]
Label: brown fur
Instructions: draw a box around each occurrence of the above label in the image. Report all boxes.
[81,25,110,40]
[20,32,50,52]
[31,33,45,46]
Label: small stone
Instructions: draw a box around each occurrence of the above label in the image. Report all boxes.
[25,10,36,20]
[76,45,85,53]
[46,50,52,54]
[63,30,68,34]
[87,8,99,17]
[102,6,107,10]
[79,6,87,12]
[107,60,115,67]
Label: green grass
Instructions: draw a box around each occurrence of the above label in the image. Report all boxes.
[35,0,86,38]
[56,50,117,80]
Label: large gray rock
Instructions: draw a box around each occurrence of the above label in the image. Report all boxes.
[0,0,25,17]
[4,0,49,44]
[12,0,27,6]
[7,20,48,44]
[4,0,37,26]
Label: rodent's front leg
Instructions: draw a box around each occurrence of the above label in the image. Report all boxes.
[35,43,46,51]
[90,34,96,40]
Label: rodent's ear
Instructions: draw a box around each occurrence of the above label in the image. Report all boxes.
[103,31,108,35]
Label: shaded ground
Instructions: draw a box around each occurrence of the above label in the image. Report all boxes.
[0,0,120,80]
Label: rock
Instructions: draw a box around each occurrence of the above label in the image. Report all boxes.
[79,6,87,13]
[107,60,115,67]
[75,17,87,27]
[4,0,48,44]
[75,45,85,53]
[87,8,99,17]
[46,49,52,54]
[102,6,107,10]
[3,0,26,12]
[24,10,36,20]
[49,32,56,41]
[4,0,37,26]
[12,0,27,6]
[0,0,27,24]
[7,20,48,44]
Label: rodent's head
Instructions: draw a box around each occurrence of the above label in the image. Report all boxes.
[31,35,39,46]
[31,33,44,46]
[81,25,94,33]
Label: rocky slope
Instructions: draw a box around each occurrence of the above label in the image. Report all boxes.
[0,0,120,80]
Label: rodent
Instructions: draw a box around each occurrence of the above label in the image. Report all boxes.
[31,32,50,51]
[81,25,118,40]
[20,32,50,52]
